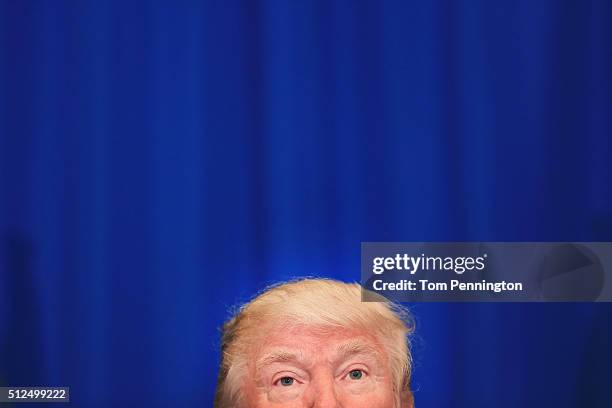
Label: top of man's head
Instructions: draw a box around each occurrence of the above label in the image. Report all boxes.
[215,278,414,408]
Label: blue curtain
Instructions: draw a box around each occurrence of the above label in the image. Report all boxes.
[1,1,611,406]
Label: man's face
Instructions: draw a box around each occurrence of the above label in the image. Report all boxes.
[242,325,396,407]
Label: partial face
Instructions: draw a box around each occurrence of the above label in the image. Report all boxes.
[241,325,396,408]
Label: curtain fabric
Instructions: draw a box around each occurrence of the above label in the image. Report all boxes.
[1,1,611,406]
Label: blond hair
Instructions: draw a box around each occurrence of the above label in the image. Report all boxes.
[214,278,414,407]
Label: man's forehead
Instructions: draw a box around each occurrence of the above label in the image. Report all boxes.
[259,324,373,348]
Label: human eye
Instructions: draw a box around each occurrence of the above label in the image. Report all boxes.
[346,369,366,380]
[268,373,305,402]
[274,376,297,386]
[338,366,375,395]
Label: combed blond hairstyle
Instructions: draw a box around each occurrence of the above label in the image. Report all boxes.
[214,278,414,408]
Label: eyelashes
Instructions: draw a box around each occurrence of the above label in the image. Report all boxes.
[272,374,302,387]
[347,369,365,380]
[272,368,368,387]
[277,376,295,386]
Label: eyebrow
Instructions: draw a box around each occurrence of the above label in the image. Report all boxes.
[256,349,307,371]
[333,340,383,364]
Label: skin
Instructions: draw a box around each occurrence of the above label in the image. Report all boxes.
[242,325,397,408]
